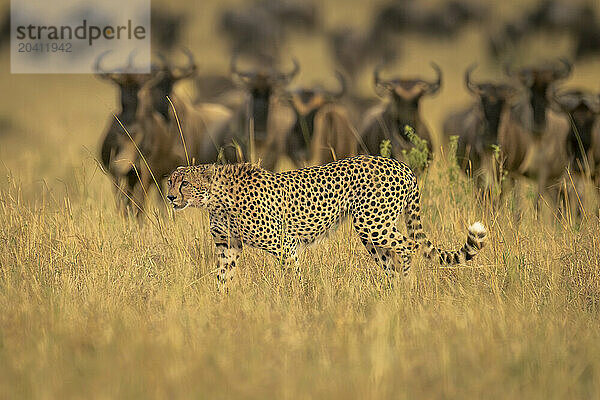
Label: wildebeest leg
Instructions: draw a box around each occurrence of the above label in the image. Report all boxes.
[500,175,522,222]
[535,168,558,218]
[120,169,138,211]
[128,165,153,219]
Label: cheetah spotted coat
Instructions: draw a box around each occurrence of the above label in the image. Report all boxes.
[167,155,487,284]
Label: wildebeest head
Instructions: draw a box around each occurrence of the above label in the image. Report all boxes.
[464,64,517,144]
[552,89,600,164]
[231,55,299,98]
[149,48,198,120]
[465,64,517,117]
[373,62,442,114]
[505,58,572,130]
[95,51,153,123]
[231,55,299,135]
[285,71,346,117]
[506,58,571,90]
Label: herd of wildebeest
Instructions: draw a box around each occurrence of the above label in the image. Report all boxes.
[93,0,600,217]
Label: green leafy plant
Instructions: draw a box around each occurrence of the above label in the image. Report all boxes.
[379,139,392,158]
[401,125,430,172]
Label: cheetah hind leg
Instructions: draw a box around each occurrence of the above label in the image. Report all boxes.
[283,252,306,288]
[282,253,300,274]
[361,238,415,288]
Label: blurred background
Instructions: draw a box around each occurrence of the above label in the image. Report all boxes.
[0,0,599,199]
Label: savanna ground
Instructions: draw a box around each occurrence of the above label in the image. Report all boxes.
[1,0,600,398]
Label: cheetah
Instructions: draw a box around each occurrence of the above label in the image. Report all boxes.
[166,155,487,285]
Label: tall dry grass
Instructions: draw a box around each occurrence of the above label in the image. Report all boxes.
[1,0,600,397]
[1,151,600,398]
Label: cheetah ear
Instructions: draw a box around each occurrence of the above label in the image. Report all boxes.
[201,164,216,182]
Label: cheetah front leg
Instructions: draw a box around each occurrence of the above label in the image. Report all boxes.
[213,236,243,291]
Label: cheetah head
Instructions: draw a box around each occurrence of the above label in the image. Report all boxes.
[166,165,214,210]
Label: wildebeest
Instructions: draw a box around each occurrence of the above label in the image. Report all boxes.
[503,58,571,137]
[443,64,517,189]
[151,7,186,52]
[283,72,358,165]
[194,73,243,111]
[220,9,282,64]
[360,63,441,163]
[552,89,600,183]
[96,53,155,210]
[223,56,299,170]
[374,0,487,38]
[328,26,398,83]
[257,0,318,32]
[219,0,319,64]
[573,5,600,59]
[488,0,600,60]
[524,0,600,58]
[498,59,572,207]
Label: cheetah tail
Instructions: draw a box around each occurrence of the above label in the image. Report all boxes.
[405,192,487,266]
[421,222,486,266]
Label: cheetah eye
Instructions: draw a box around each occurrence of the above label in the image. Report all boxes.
[181,181,189,187]
[168,179,172,186]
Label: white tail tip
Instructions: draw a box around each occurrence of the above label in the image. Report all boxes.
[468,221,487,237]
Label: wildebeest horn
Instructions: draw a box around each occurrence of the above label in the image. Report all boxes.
[553,58,572,80]
[552,88,580,112]
[94,50,111,74]
[373,63,384,87]
[279,57,300,82]
[372,63,392,97]
[154,51,170,72]
[425,62,442,95]
[171,47,197,80]
[230,53,257,80]
[331,71,346,99]
[94,50,126,84]
[126,49,138,71]
[464,63,480,95]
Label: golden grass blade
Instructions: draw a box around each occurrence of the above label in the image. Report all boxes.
[167,95,190,167]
